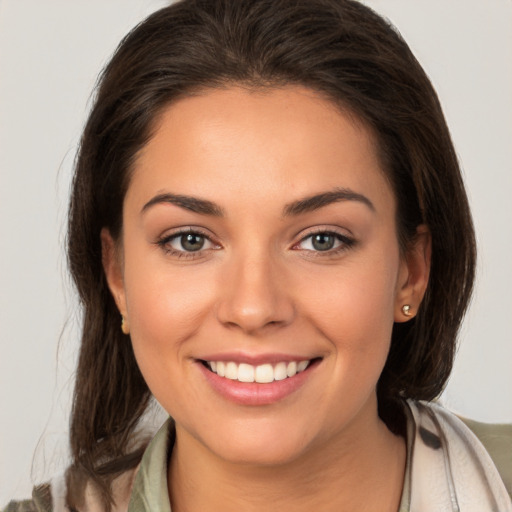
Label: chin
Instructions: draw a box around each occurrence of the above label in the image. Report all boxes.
[192,416,319,467]
[215,435,310,467]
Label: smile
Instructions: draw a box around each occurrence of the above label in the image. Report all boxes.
[198,356,322,405]
[205,360,311,383]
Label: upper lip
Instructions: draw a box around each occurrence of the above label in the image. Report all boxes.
[196,352,320,366]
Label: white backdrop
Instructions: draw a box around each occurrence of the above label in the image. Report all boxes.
[1,0,511,504]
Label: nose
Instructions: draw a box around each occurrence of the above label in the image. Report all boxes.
[215,251,295,334]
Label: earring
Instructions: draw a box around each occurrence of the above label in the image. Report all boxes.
[121,315,130,335]
[401,304,412,317]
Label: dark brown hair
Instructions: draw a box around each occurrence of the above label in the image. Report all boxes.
[67,0,476,507]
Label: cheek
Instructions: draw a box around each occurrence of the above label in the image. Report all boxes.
[297,255,399,368]
[122,254,216,385]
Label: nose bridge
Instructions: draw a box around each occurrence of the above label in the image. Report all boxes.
[216,244,294,333]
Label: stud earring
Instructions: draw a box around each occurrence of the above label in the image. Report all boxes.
[121,315,130,335]
[402,304,412,317]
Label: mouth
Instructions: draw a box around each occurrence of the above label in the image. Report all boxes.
[196,354,323,405]
[201,359,315,383]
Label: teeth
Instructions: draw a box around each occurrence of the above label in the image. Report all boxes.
[297,360,309,372]
[205,359,312,383]
[225,362,238,380]
[274,362,288,381]
[255,364,274,383]
[238,363,255,383]
[286,361,297,377]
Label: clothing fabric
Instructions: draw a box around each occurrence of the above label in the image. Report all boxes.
[3,400,512,512]
[401,401,512,511]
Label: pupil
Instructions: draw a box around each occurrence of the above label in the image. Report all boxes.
[181,233,204,251]
[312,233,334,251]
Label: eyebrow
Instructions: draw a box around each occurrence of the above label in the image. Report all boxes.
[141,187,374,218]
[141,193,225,216]
[283,188,375,216]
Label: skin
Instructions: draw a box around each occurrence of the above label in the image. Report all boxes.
[102,86,431,511]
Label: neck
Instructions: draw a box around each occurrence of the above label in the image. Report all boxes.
[168,400,406,512]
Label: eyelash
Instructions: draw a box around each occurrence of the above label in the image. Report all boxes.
[156,228,356,260]
[293,229,356,257]
[156,228,219,260]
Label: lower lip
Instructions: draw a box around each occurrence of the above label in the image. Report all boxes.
[197,361,318,406]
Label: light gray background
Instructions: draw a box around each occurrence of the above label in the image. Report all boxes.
[1,0,511,503]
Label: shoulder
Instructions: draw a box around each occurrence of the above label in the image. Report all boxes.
[459,415,512,499]
[407,399,512,501]
[2,485,52,512]
[2,420,172,512]
[1,468,138,512]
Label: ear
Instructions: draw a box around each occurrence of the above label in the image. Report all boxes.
[101,228,128,318]
[394,225,431,322]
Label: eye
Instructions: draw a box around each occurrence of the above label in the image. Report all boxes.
[157,229,219,256]
[171,232,209,252]
[296,231,354,253]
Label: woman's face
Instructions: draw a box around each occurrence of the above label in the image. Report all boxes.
[104,86,429,465]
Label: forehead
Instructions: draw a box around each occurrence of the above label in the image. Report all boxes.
[128,85,394,216]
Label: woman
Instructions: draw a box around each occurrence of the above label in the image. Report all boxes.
[3,0,511,511]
